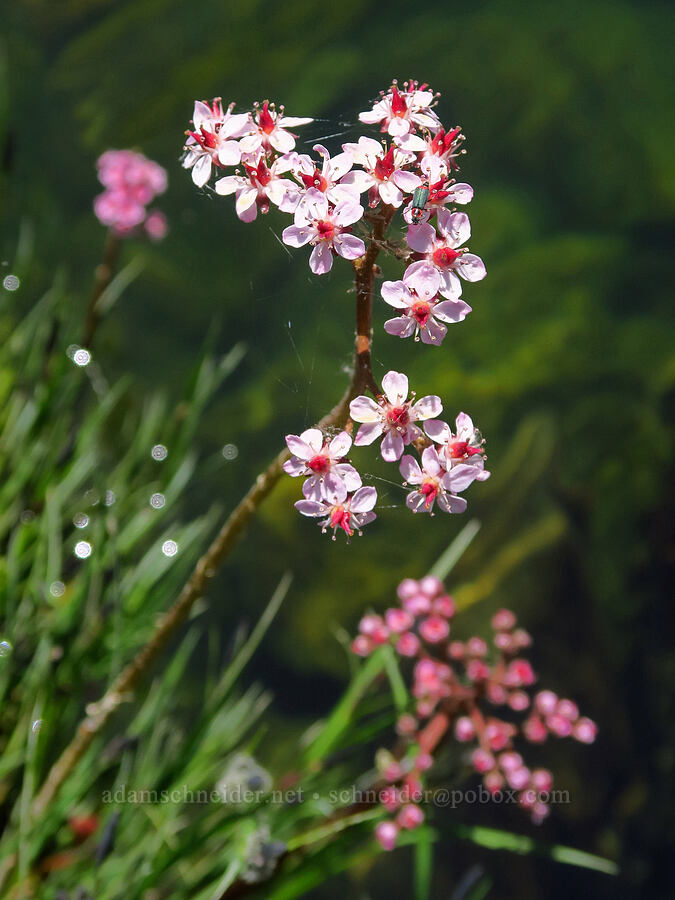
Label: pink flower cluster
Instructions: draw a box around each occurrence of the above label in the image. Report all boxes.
[94,150,168,239]
[284,429,377,540]
[351,576,597,849]
[183,82,489,537]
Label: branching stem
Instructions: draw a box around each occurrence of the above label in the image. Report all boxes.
[28,206,396,825]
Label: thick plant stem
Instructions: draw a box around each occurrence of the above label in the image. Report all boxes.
[81,230,121,349]
[29,208,394,825]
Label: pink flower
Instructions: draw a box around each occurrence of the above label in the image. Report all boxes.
[283,429,360,501]
[396,127,467,184]
[294,484,377,539]
[418,615,450,643]
[382,263,471,345]
[341,137,421,208]
[215,154,301,222]
[182,99,250,187]
[94,150,167,236]
[534,690,558,716]
[282,188,365,274]
[349,370,442,462]
[292,144,360,206]
[397,803,424,829]
[239,101,313,155]
[374,820,399,851]
[573,717,598,744]
[359,81,440,137]
[402,178,475,226]
[455,717,475,741]
[471,748,495,773]
[400,447,479,515]
[425,412,490,481]
[406,210,486,298]
[385,608,414,633]
[144,210,168,241]
[396,632,421,657]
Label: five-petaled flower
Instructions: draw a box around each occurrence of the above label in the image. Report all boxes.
[292,144,360,207]
[349,371,442,462]
[282,188,365,274]
[400,447,480,514]
[341,137,421,208]
[425,412,490,480]
[358,82,440,137]
[382,263,471,344]
[284,429,361,501]
[182,99,250,187]
[239,101,313,155]
[215,154,299,221]
[406,210,486,298]
[396,127,466,184]
[295,484,377,540]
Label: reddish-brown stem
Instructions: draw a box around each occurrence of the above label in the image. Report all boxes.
[81,230,121,348]
[352,205,396,397]
[27,207,397,828]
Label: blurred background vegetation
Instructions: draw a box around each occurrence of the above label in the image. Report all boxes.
[1,0,673,896]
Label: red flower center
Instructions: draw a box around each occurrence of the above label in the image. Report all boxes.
[330,506,353,535]
[387,405,409,428]
[316,220,335,241]
[307,453,330,473]
[246,161,271,187]
[258,101,276,135]
[433,246,460,268]
[420,480,439,507]
[301,169,328,192]
[412,301,431,327]
[448,440,483,459]
[374,147,396,181]
[391,86,408,118]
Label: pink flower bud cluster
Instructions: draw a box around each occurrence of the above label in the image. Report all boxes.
[94,150,168,239]
[351,576,597,849]
[183,82,490,536]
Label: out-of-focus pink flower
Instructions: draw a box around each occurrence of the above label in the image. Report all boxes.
[350,370,441,462]
[144,210,168,241]
[374,820,399,851]
[94,149,167,238]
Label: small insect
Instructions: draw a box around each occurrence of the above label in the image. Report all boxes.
[410,184,430,224]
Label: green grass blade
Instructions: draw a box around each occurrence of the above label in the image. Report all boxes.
[430,519,481,581]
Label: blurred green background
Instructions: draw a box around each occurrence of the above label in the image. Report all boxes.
[2,0,673,896]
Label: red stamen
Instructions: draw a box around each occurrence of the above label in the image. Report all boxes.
[391,86,408,117]
[316,220,335,241]
[387,405,410,428]
[374,147,396,180]
[258,101,276,134]
[433,247,460,268]
[412,301,431,327]
[307,454,330,473]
